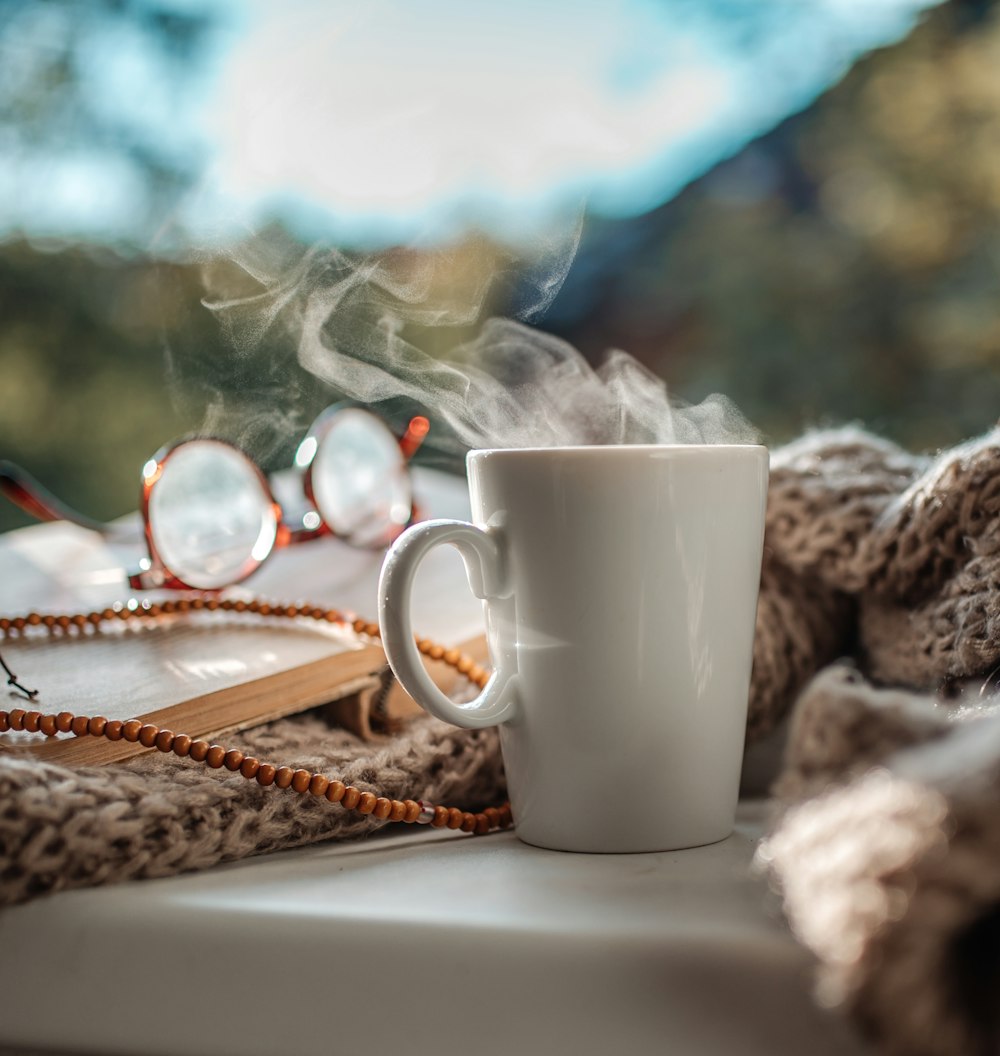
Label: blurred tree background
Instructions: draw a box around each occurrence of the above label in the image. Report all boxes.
[2,0,1000,535]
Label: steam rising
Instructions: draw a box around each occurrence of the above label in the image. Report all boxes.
[201,235,758,451]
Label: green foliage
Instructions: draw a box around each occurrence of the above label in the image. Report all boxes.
[0,243,202,533]
[554,1,1000,450]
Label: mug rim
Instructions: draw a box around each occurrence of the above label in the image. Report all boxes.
[467,443,768,460]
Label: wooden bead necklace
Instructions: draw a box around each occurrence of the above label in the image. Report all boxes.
[0,596,513,837]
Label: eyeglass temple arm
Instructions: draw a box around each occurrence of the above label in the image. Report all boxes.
[283,414,429,547]
[0,460,114,535]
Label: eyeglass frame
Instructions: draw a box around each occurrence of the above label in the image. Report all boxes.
[0,404,430,593]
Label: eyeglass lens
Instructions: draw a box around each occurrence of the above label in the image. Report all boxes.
[148,441,278,589]
[309,408,412,548]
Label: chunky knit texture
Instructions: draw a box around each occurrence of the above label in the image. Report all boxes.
[746,425,1000,735]
[762,667,1000,1056]
[4,424,1000,1056]
[0,712,504,906]
[755,425,1000,1056]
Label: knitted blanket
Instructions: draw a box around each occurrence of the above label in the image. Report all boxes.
[4,425,1000,1056]
[756,426,1000,1056]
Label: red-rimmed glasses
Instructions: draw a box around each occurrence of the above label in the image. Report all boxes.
[1,406,429,592]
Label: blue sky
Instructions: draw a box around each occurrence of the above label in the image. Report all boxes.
[0,0,942,250]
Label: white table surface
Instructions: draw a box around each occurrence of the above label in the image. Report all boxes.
[0,803,867,1056]
[0,467,869,1056]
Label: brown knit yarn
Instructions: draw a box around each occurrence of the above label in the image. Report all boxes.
[770,664,955,805]
[748,425,1000,736]
[734,425,1000,1056]
[762,671,1000,1056]
[762,427,924,593]
[744,426,921,737]
[0,712,504,906]
[747,557,853,741]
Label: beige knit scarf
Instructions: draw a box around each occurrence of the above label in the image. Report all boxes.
[3,425,1000,1056]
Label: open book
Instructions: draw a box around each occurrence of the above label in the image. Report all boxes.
[0,467,484,765]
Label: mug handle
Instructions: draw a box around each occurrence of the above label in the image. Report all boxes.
[378,519,520,729]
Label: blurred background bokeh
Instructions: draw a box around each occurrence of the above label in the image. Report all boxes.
[3,0,1000,534]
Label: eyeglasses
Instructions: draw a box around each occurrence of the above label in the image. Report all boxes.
[1,405,429,592]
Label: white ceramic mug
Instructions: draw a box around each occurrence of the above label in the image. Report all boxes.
[378,445,768,853]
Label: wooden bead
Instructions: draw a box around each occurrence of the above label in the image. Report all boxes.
[188,739,210,762]
[223,749,244,771]
[240,757,260,780]
[498,804,513,828]
[460,812,477,833]
[389,800,407,822]
[8,709,25,731]
[23,711,41,733]
[104,720,124,741]
[88,716,107,737]
[290,769,312,794]
[443,649,460,666]
[341,786,361,810]
[325,780,346,803]
[446,807,464,829]
[172,734,192,757]
[456,656,473,674]
[56,711,74,733]
[27,613,41,626]
[274,766,294,789]
[483,807,500,829]
[122,719,143,742]
[356,792,377,815]
[155,730,175,753]
[38,714,57,737]
[71,716,90,737]
[373,797,392,820]
[205,745,226,768]
[256,763,276,787]
[432,806,449,828]
[403,800,421,824]
[474,813,490,836]
[308,774,329,797]
[427,644,444,661]
[257,603,272,616]
[0,713,8,732]
[138,724,159,748]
